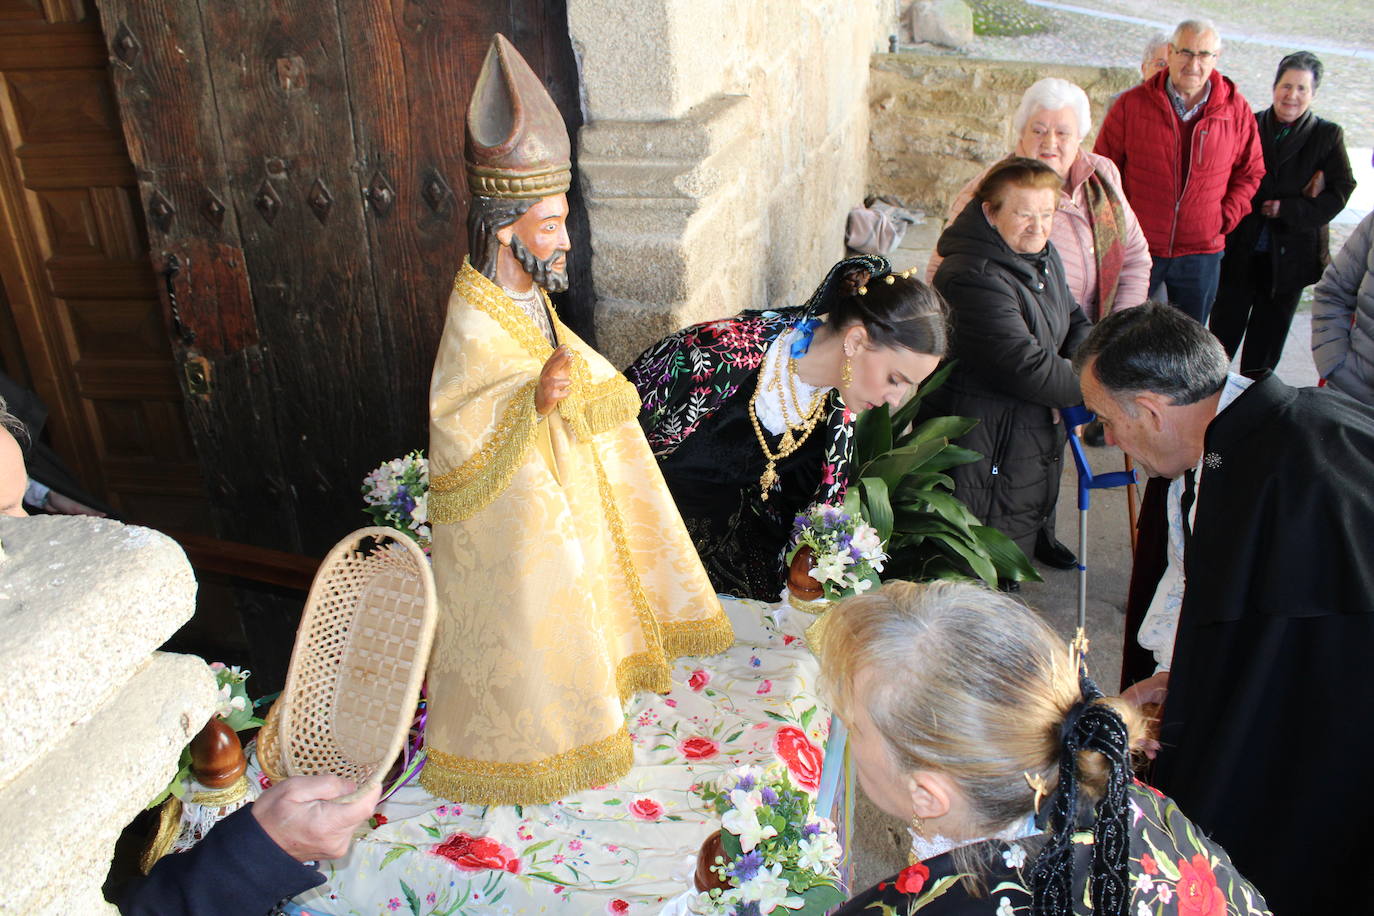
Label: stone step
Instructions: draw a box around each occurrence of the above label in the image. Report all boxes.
[0,650,217,915]
[0,516,199,786]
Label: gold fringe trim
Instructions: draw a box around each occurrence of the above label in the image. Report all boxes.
[560,374,642,442]
[804,612,832,659]
[662,614,735,659]
[616,650,673,702]
[453,260,641,443]
[141,795,184,874]
[139,777,251,873]
[430,380,539,524]
[420,728,633,806]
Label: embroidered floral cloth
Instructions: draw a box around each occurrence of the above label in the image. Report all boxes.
[278,596,840,916]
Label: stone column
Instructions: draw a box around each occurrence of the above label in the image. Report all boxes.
[568,0,891,367]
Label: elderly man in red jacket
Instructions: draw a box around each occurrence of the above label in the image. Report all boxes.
[1094,19,1264,323]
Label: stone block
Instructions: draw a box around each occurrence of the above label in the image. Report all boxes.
[0,651,218,916]
[573,0,891,363]
[909,0,973,50]
[0,517,198,783]
[867,52,1136,212]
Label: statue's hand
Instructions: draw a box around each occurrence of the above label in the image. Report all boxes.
[536,346,574,416]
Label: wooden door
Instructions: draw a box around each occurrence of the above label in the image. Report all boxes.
[93,0,592,555]
[0,0,207,529]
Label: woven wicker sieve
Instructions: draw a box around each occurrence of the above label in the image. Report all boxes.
[272,527,436,801]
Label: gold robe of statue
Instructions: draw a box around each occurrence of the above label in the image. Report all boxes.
[420,260,732,805]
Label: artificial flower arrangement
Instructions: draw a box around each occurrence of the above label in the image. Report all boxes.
[147,663,266,807]
[786,501,888,600]
[361,450,431,552]
[690,764,846,916]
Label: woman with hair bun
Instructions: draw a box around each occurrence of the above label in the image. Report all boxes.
[625,256,948,600]
[822,579,1271,915]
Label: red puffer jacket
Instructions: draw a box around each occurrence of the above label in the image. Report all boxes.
[1094,70,1264,258]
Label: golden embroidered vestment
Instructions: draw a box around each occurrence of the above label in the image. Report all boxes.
[420,260,732,805]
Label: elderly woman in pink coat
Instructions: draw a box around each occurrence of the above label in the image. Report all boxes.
[928,77,1151,323]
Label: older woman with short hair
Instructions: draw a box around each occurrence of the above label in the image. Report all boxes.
[1209,51,1356,375]
[923,157,1090,576]
[929,78,1151,322]
[823,579,1271,915]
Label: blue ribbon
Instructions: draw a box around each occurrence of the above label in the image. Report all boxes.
[789,318,822,358]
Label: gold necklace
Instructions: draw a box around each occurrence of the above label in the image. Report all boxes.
[749,338,828,499]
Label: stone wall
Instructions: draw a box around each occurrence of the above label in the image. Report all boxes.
[868,51,1137,216]
[0,517,217,914]
[569,0,894,367]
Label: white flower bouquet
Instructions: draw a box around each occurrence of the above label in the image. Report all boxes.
[786,503,887,600]
[691,765,845,916]
[361,450,430,552]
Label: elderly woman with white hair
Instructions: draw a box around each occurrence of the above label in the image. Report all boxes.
[929,77,1151,323]
[823,579,1271,915]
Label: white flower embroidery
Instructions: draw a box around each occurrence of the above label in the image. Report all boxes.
[1002,844,1027,868]
[996,897,1015,916]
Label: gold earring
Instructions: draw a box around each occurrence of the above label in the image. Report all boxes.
[1024,771,1050,814]
[841,355,853,387]
[907,811,925,865]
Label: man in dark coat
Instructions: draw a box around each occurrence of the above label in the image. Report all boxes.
[927,161,1092,567]
[1076,302,1374,915]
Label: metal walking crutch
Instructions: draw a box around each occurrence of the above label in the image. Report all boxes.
[1060,405,1137,658]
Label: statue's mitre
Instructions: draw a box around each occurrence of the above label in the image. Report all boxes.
[465,34,571,200]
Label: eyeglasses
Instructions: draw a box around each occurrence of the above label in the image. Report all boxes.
[1171,46,1218,62]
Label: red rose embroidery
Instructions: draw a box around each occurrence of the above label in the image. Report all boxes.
[1141,852,1158,875]
[773,726,823,791]
[607,899,630,914]
[431,832,521,874]
[1176,854,1225,916]
[628,798,664,820]
[895,862,930,895]
[688,669,710,691]
[679,736,719,760]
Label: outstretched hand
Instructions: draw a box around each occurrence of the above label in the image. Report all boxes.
[536,346,574,416]
[251,774,381,862]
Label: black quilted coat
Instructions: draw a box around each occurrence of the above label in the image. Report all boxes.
[923,198,1092,554]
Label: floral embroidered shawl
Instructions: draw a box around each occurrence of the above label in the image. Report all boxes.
[624,306,854,507]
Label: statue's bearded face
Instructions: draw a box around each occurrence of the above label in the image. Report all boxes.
[502,194,570,292]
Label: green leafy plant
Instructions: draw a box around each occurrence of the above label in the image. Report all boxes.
[848,362,1040,587]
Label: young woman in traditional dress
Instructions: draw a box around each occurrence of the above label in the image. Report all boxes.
[624,256,947,599]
